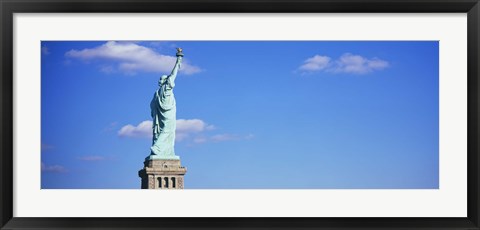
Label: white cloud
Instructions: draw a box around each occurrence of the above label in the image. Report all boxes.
[118,119,214,140]
[41,162,67,173]
[176,119,214,141]
[78,156,106,161]
[298,55,331,71]
[65,41,202,75]
[298,53,389,74]
[176,119,214,132]
[333,53,389,74]
[118,119,251,145]
[118,120,152,138]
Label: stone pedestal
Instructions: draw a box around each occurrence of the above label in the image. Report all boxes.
[139,159,187,189]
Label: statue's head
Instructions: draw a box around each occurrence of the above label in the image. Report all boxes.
[159,75,168,86]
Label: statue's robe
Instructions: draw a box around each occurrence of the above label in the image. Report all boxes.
[149,57,181,159]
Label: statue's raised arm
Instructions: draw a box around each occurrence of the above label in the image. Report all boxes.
[168,48,183,84]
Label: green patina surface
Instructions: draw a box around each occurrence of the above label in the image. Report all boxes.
[147,49,183,161]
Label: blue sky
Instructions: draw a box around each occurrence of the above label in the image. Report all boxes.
[41,41,439,189]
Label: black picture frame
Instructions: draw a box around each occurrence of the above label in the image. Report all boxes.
[1,0,479,229]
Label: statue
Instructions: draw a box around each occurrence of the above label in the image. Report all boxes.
[147,48,183,160]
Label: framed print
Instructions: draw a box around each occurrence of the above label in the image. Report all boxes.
[1,0,479,229]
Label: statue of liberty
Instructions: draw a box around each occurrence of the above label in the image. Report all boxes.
[147,48,183,160]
